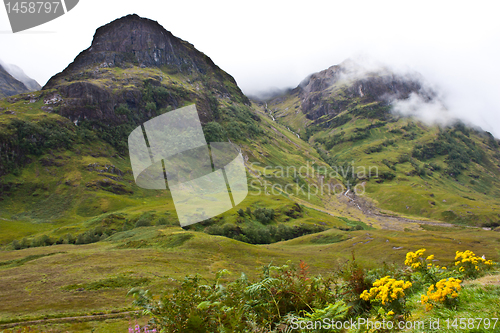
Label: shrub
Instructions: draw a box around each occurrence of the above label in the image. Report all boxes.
[129,262,341,332]
[398,153,411,164]
[145,102,157,115]
[135,219,151,228]
[156,217,169,226]
[203,122,226,143]
[115,103,131,115]
[360,276,412,319]
[254,208,275,224]
[405,248,450,284]
[454,250,495,278]
[420,278,462,311]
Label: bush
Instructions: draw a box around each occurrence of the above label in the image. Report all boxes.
[129,262,343,332]
[398,153,411,164]
[203,122,226,143]
[360,276,412,319]
[421,278,461,311]
[115,103,131,115]
[135,218,151,228]
[156,217,169,226]
[253,208,275,224]
[206,222,325,245]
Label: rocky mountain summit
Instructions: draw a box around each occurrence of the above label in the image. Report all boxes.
[43,14,249,125]
[293,60,433,121]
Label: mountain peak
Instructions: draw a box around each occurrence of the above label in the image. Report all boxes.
[0,63,29,98]
[294,60,428,121]
[41,14,249,128]
[45,14,222,88]
[90,14,173,56]
[0,59,40,96]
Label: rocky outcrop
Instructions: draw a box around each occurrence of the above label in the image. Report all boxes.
[58,14,218,74]
[296,61,429,120]
[43,14,249,126]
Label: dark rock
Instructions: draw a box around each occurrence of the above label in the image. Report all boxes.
[280,60,433,121]
[43,14,249,126]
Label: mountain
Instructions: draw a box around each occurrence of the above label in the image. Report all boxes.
[43,14,249,126]
[265,60,500,226]
[0,14,330,242]
[298,60,431,121]
[0,63,30,98]
[1,15,499,329]
[2,63,41,92]
[0,59,41,97]
[2,14,500,234]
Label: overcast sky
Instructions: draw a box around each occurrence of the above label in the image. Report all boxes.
[1,0,499,135]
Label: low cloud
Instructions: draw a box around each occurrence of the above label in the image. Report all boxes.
[391,93,455,126]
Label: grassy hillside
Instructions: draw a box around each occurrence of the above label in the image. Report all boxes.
[265,83,500,227]
[0,225,499,331]
[0,82,352,250]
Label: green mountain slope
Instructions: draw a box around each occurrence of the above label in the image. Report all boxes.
[265,60,500,226]
[0,64,30,98]
[0,15,352,249]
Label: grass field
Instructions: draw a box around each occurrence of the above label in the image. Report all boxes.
[1,224,499,331]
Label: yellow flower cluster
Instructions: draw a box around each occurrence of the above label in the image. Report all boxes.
[455,250,494,272]
[420,278,461,311]
[406,249,448,272]
[405,249,426,270]
[360,276,412,305]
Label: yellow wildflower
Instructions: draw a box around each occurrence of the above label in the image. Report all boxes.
[421,278,461,311]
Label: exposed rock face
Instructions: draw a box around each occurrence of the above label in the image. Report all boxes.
[0,64,30,98]
[47,14,224,77]
[296,61,428,120]
[44,14,249,125]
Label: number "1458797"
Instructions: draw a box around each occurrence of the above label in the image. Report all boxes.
[5,2,60,14]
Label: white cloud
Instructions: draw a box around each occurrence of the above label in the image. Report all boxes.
[391,93,454,126]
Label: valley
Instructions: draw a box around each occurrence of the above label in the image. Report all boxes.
[0,14,499,333]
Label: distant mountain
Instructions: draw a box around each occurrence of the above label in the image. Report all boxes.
[0,63,30,98]
[4,63,41,92]
[278,59,434,123]
[266,60,500,225]
[0,59,41,97]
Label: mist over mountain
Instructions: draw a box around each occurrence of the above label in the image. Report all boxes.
[263,57,495,136]
[0,59,41,94]
[0,64,30,98]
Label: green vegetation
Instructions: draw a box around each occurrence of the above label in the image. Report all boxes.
[129,248,499,332]
[0,225,499,332]
[2,37,500,332]
[267,89,500,224]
